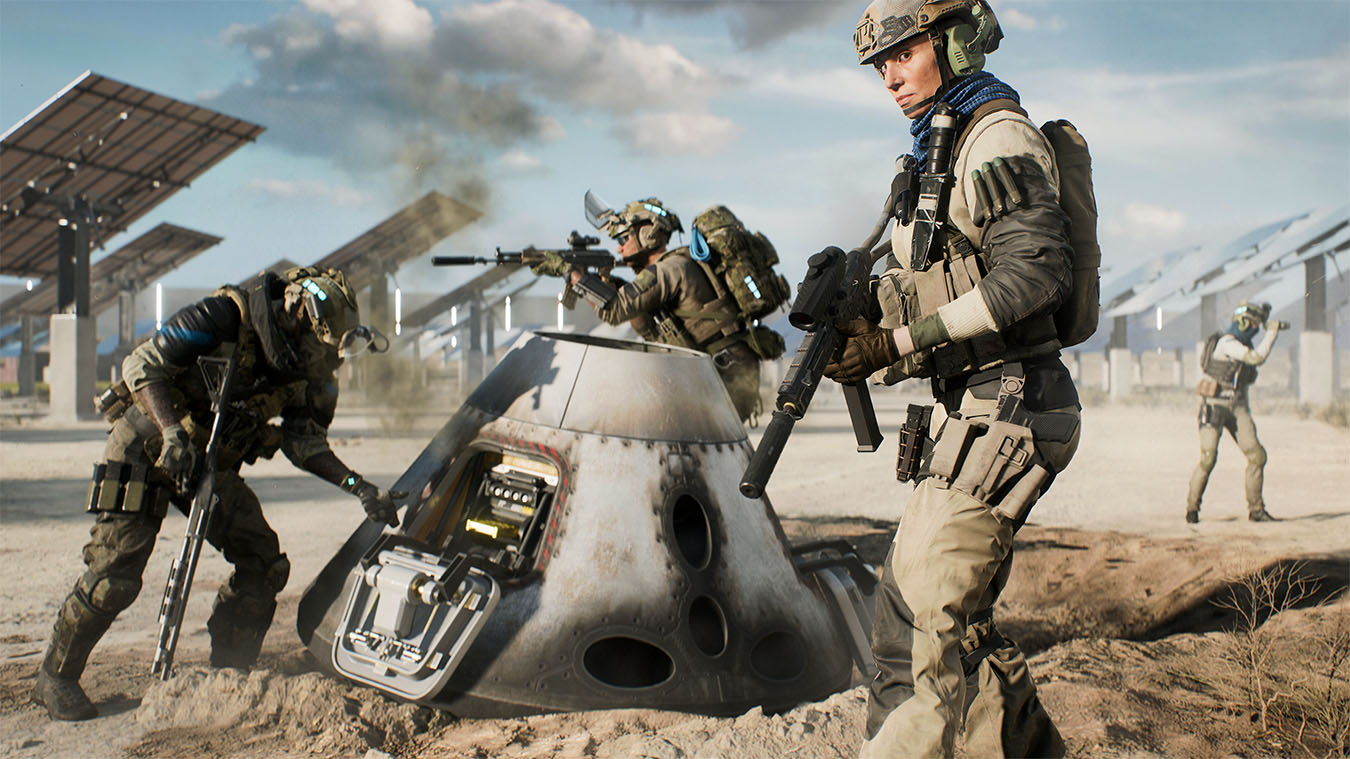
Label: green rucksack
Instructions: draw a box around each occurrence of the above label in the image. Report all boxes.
[689,205,792,322]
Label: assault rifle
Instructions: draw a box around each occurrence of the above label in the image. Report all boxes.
[740,246,884,499]
[152,354,237,680]
[433,231,616,309]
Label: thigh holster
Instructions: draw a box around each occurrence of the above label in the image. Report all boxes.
[924,416,1049,526]
[86,462,172,519]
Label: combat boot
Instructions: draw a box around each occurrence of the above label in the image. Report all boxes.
[33,586,120,721]
[32,666,96,721]
[1249,508,1277,522]
[1185,509,1199,524]
[207,592,277,669]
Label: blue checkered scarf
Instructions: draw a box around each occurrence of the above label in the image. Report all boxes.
[909,71,1020,167]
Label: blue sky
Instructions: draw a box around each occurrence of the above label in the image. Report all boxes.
[2,0,1348,303]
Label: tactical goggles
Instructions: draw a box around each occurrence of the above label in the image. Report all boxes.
[336,325,390,359]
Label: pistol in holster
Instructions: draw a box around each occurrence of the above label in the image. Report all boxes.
[895,403,933,483]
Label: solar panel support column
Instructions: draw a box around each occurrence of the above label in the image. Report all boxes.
[18,315,38,397]
[463,299,484,388]
[484,303,496,370]
[1299,254,1333,405]
[56,204,93,317]
[368,275,391,338]
[1107,314,1132,399]
[1199,293,1218,337]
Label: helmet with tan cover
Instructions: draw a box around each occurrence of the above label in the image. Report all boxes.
[855,0,1002,77]
[603,198,684,257]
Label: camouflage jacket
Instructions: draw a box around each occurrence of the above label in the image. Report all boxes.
[598,248,747,353]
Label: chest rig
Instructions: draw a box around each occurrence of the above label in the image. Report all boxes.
[887,104,1059,380]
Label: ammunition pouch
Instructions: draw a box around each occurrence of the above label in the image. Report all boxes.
[925,415,1048,526]
[1195,376,1221,398]
[652,312,697,350]
[94,381,134,423]
[86,461,172,519]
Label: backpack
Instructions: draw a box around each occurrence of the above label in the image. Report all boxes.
[956,101,1102,348]
[688,205,792,322]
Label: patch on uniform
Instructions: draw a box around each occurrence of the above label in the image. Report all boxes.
[633,269,657,293]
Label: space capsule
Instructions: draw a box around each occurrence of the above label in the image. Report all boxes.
[297,331,875,716]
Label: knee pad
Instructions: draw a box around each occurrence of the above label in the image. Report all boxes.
[1247,445,1267,468]
[1197,450,1218,471]
[78,573,142,616]
[223,554,290,603]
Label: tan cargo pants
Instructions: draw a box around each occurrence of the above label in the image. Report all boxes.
[861,391,1080,759]
[1186,398,1267,515]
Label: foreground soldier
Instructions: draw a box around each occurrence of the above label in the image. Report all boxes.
[35,266,401,721]
[830,1,1086,756]
[1186,301,1285,523]
[536,198,785,424]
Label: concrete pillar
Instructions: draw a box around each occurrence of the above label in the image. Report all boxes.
[1108,348,1133,399]
[18,315,38,397]
[1172,348,1185,387]
[48,313,97,421]
[1107,314,1131,398]
[1299,331,1334,405]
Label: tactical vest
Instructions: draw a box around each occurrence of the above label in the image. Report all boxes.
[1201,332,1258,394]
[880,105,1076,381]
[172,284,303,470]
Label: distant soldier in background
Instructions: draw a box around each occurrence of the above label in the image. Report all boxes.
[533,197,788,425]
[35,266,401,721]
[1187,301,1286,523]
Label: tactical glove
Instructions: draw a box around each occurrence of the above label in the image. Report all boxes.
[528,249,571,278]
[342,474,405,527]
[823,319,901,385]
[156,423,198,495]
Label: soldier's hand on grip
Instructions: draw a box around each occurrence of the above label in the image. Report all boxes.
[528,249,571,278]
[823,318,901,385]
[156,423,198,495]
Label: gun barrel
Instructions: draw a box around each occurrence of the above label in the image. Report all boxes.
[432,256,491,266]
[739,410,797,499]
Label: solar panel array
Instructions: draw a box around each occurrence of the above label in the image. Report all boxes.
[0,222,221,320]
[0,70,262,277]
[314,191,482,291]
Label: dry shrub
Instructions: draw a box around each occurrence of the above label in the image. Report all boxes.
[1214,561,1350,758]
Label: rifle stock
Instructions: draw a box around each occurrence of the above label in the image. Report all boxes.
[739,247,882,499]
[152,354,237,680]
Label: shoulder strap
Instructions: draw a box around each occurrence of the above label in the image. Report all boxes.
[952,98,1027,167]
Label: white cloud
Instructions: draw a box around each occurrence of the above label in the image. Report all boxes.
[499,150,543,171]
[613,111,742,156]
[1105,203,1186,240]
[303,0,433,48]
[244,178,372,208]
[993,1,1066,32]
[755,66,893,113]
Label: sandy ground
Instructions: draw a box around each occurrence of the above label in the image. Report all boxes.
[1,384,1347,758]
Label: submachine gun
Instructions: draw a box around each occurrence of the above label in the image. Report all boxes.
[152,354,237,679]
[740,246,884,499]
[432,231,616,309]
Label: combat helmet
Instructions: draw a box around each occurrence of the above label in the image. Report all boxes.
[281,266,387,358]
[604,198,684,259]
[855,0,1002,78]
[1232,301,1272,333]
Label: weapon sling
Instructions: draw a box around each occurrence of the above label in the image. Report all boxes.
[151,353,238,680]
